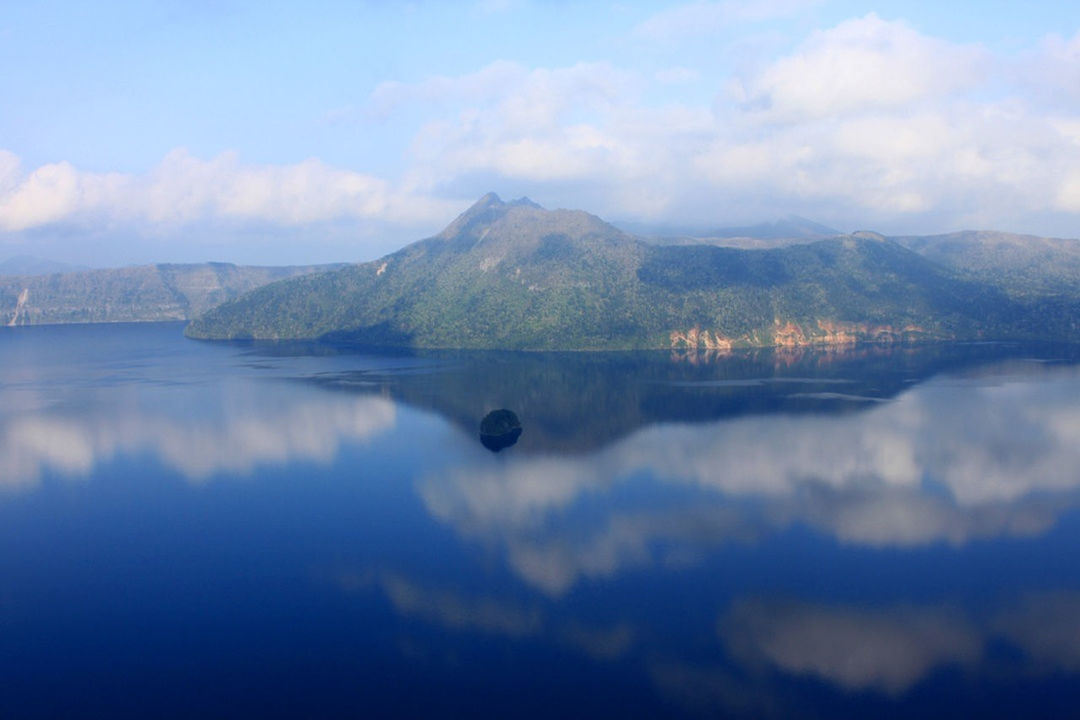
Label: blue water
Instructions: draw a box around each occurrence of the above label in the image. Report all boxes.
[2,322,1080,717]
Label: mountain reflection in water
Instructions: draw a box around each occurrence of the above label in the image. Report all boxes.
[1,323,1080,718]
[305,341,1080,453]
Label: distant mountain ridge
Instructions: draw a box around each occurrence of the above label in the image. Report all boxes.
[617,214,841,249]
[185,194,1080,349]
[1,262,346,327]
[0,255,88,276]
[892,230,1080,296]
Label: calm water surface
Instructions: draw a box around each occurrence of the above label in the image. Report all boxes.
[2,322,1080,718]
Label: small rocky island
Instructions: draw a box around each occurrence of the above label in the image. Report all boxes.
[479,409,523,452]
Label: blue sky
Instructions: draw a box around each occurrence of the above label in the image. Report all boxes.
[2,0,1080,266]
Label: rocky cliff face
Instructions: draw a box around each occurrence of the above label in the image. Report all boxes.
[670,320,937,351]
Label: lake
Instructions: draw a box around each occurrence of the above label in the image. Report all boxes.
[2,322,1080,718]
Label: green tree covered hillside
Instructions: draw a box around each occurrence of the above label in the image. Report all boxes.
[185,195,1080,349]
[1,262,344,326]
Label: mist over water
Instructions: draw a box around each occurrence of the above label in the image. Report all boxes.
[2,322,1079,718]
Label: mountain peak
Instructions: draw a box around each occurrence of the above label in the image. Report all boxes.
[437,193,508,239]
[473,191,504,208]
[461,193,543,213]
[438,193,553,241]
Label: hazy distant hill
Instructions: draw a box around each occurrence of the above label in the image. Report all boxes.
[707,215,841,241]
[620,214,842,249]
[1,262,346,327]
[893,230,1080,296]
[186,194,1080,349]
[0,255,88,276]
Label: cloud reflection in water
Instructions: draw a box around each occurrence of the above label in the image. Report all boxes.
[650,592,1080,714]
[720,599,982,695]
[420,365,1080,595]
[0,382,396,489]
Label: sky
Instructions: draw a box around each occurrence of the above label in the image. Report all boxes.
[2,0,1080,267]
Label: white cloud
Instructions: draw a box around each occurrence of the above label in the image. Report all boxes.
[7,15,1080,247]
[1058,173,1080,212]
[695,100,1080,218]
[0,148,456,234]
[0,160,129,232]
[350,16,1080,233]
[394,61,644,187]
[1026,29,1080,105]
[735,14,986,120]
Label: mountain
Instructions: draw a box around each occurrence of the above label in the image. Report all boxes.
[190,193,647,348]
[0,255,88,276]
[893,230,1080,296]
[619,215,842,249]
[1,262,346,327]
[186,194,1080,349]
[705,215,841,241]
